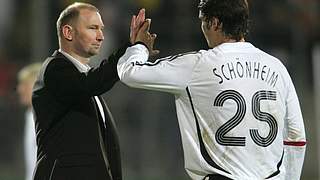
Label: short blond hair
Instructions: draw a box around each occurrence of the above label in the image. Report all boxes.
[56,2,99,42]
[18,63,42,83]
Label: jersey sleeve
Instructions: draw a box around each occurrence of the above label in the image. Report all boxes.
[282,70,306,180]
[117,44,200,94]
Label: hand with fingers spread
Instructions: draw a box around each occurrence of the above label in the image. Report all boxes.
[135,19,160,56]
[130,9,145,44]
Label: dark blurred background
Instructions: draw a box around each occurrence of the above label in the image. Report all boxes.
[0,0,319,179]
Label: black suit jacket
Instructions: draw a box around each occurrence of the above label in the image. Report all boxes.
[32,45,128,180]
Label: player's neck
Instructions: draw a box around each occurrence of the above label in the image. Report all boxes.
[211,37,245,48]
[222,36,245,44]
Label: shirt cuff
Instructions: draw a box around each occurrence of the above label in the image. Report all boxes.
[131,43,149,58]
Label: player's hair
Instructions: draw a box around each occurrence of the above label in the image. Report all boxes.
[198,0,249,41]
[56,2,99,43]
[18,63,42,83]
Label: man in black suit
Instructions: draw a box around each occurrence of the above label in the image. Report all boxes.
[32,2,145,180]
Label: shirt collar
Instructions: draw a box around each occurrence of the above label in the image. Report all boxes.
[214,42,255,51]
[58,49,91,73]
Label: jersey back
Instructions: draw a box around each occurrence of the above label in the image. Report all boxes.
[178,42,291,179]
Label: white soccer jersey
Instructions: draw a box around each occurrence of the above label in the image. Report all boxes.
[117,42,306,180]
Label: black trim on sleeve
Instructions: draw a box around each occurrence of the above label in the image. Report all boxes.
[134,51,199,67]
[186,87,231,175]
[133,41,148,49]
[266,150,284,179]
[107,42,131,66]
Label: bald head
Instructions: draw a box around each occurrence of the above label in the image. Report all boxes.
[56,2,99,46]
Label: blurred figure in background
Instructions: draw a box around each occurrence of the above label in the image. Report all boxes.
[17,63,42,180]
[118,0,306,179]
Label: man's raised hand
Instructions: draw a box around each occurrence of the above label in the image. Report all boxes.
[130,9,145,44]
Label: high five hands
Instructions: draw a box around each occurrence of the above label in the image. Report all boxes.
[130,9,160,56]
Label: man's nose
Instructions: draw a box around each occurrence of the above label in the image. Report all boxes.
[97,30,104,41]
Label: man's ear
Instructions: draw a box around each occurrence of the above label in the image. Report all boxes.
[62,25,73,41]
[207,17,221,31]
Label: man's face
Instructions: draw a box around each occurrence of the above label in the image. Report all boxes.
[72,9,104,58]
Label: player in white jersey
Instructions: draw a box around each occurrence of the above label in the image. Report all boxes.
[120,0,306,179]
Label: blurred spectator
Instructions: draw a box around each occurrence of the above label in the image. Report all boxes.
[17,63,42,180]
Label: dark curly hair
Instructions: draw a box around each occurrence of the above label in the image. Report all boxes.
[198,0,249,41]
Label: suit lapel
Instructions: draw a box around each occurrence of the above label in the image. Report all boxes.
[90,97,113,179]
[91,97,106,140]
[97,96,120,142]
[97,96,109,129]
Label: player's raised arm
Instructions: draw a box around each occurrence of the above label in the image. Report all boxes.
[118,17,200,94]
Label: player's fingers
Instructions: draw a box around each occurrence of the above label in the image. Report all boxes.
[130,15,136,30]
[130,15,137,44]
[151,50,160,56]
[149,33,159,56]
[151,33,157,40]
[136,8,145,27]
[139,19,151,33]
[141,9,145,23]
[150,34,157,46]
[145,19,151,32]
[138,8,145,18]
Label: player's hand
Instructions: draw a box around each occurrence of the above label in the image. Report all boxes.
[135,19,160,56]
[130,9,145,44]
